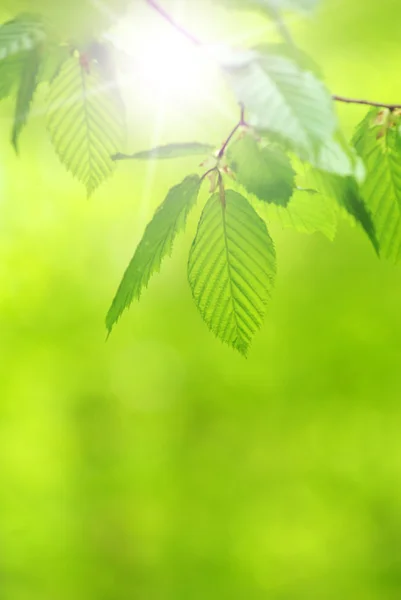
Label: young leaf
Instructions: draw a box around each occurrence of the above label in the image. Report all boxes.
[12,45,41,152]
[106,175,202,333]
[47,52,125,197]
[188,190,276,356]
[113,142,215,162]
[353,108,401,262]
[310,170,379,253]
[227,133,295,206]
[222,49,336,162]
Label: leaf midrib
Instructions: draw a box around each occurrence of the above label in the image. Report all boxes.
[220,196,243,348]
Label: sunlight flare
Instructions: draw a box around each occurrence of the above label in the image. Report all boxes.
[113,18,210,106]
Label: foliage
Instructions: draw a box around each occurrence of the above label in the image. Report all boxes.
[1,1,401,355]
[188,189,276,356]
[106,174,202,332]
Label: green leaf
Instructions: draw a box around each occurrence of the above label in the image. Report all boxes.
[188,189,276,356]
[222,49,336,162]
[227,133,295,206]
[0,14,46,102]
[106,175,202,333]
[6,0,132,44]
[0,54,23,100]
[352,108,401,262]
[0,13,45,60]
[12,45,41,152]
[113,142,215,162]
[263,187,338,239]
[47,52,125,196]
[310,170,379,253]
[256,43,323,77]
[313,136,361,177]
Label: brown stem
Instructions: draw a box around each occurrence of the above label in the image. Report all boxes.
[218,123,242,159]
[333,95,401,110]
[217,105,247,159]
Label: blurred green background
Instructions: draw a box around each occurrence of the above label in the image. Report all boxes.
[1,0,401,598]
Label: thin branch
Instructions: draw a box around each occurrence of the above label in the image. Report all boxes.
[218,110,247,159]
[146,0,202,46]
[333,95,401,110]
[217,123,242,159]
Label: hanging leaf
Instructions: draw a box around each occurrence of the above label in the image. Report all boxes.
[47,52,125,196]
[263,186,338,239]
[12,45,42,152]
[221,48,336,162]
[353,108,401,262]
[113,142,215,162]
[3,0,131,43]
[313,136,361,178]
[0,13,46,102]
[0,54,23,100]
[107,175,202,333]
[310,170,379,254]
[227,133,295,206]
[188,189,276,356]
[0,13,45,60]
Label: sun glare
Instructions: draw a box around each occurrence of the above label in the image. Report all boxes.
[113,18,211,108]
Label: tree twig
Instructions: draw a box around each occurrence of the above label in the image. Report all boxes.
[333,95,401,110]
[218,106,247,159]
[146,0,202,46]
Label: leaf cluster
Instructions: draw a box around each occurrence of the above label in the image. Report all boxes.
[1,1,400,355]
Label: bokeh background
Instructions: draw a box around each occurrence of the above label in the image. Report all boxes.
[1,0,401,598]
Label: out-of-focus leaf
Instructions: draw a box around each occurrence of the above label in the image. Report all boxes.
[188,189,276,356]
[263,186,338,239]
[221,49,336,162]
[0,13,46,102]
[38,43,70,84]
[310,170,379,254]
[107,175,202,333]
[227,133,295,206]
[0,54,23,100]
[2,0,131,42]
[312,136,360,177]
[256,43,323,77]
[0,13,45,60]
[113,143,215,162]
[12,44,41,151]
